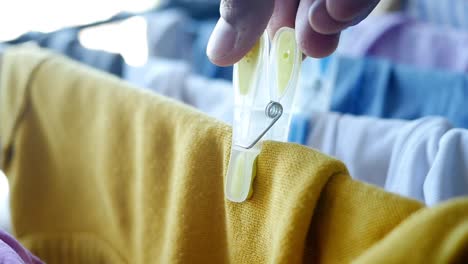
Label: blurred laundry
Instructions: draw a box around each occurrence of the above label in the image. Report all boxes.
[2,46,467,264]
[124,57,233,123]
[308,113,468,206]
[6,29,124,76]
[145,8,232,80]
[124,55,468,206]
[330,55,468,128]
[405,0,468,30]
[1,1,468,263]
[339,13,468,73]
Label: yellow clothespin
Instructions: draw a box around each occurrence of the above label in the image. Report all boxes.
[226,27,302,203]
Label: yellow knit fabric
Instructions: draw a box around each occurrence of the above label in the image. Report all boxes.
[0,47,467,264]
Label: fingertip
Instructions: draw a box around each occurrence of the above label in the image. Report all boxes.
[326,0,359,22]
[296,0,340,58]
[207,0,274,66]
[298,28,340,58]
[207,42,255,66]
[326,0,379,22]
[308,0,349,34]
[206,18,239,66]
[207,52,244,67]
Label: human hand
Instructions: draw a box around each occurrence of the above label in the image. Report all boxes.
[206,0,380,66]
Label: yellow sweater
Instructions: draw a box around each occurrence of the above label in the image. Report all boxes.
[0,47,467,264]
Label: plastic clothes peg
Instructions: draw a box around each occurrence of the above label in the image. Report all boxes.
[225,28,302,203]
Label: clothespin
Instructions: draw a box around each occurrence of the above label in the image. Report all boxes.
[225,27,302,203]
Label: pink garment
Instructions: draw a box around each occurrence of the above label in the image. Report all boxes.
[0,230,43,264]
[338,13,468,73]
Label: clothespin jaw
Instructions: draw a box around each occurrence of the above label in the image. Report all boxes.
[226,27,302,203]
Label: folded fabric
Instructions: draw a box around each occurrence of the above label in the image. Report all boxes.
[1,46,467,264]
[308,113,468,205]
[0,230,44,264]
[339,13,468,73]
[331,55,468,128]
[405,0,468,31]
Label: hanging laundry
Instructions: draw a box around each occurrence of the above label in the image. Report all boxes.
[123,56,468,205]
[338,13,468,73]
[1,46,467,264]
[124,57,233,123]
[331,55,468,128]
[123,56,326,126]
[145,9,194,62]
[5,29,124,76]
[145,8,232,80]
[307,113,468,205]
[405,0,468,31]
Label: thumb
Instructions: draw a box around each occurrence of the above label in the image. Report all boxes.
[207,0,274,66]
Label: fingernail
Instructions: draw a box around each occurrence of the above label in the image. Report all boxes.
[207,18,238,61]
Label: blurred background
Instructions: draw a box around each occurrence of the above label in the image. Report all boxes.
[0,0,153,65]
[0,0,155,41]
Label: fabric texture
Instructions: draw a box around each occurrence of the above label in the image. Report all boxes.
[339,13,468,73]
[0,47,467,264]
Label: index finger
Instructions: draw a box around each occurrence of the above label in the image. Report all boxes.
[207,0,274,66]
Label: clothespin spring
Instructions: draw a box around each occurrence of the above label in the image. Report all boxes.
[237,101,283,149]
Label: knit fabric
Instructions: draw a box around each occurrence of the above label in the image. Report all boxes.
[0,47,467,263]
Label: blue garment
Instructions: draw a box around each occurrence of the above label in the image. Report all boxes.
[331,56,468,128]
[288,115,311,144]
